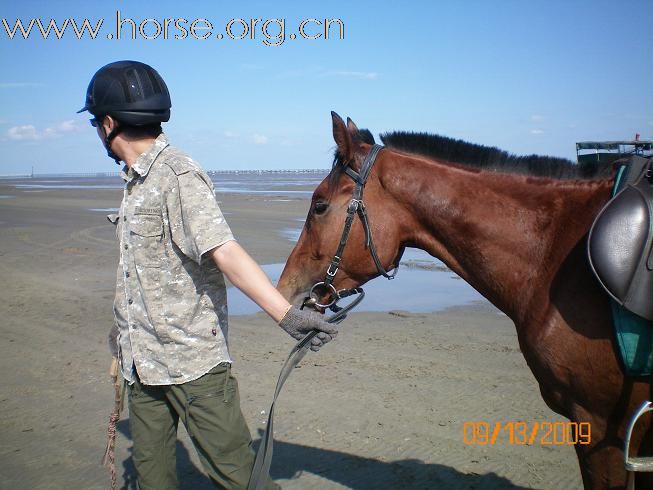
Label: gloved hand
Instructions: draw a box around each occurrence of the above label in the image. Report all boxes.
[279,306,338,351]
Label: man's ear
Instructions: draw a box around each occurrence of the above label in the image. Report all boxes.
[102,115,117,134]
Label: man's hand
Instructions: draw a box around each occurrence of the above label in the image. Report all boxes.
[279,306,338,351]
[110,356,120,379]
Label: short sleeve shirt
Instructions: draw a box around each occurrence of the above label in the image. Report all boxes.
[112,134,235,385]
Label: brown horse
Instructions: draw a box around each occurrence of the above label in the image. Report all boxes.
[277,112,653,489]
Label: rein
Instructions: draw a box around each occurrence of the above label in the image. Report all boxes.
[307,144,398,313]
[247,144,397,489]
[246,301,361,490]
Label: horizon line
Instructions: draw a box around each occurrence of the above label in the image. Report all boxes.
[0,168,332,178]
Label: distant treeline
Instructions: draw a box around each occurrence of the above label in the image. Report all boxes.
[207,169,329,175]
[1,169,330,179]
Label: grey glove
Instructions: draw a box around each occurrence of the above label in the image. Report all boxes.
[279,306,338,351]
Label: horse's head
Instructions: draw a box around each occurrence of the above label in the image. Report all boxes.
[278,112,406,308]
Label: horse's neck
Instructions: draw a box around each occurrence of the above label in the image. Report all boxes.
[380,155,612,324]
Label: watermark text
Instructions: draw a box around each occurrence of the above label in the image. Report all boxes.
[2,12,345,46]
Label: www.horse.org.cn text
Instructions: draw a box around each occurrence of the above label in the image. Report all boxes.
[2,12,345,46]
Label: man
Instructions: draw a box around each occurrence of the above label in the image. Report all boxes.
[79,60,337,490]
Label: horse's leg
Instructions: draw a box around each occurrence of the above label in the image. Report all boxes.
[535,384,628,488]
[570,412,626,489]
[573,439,625,489]
[571,408,653,490]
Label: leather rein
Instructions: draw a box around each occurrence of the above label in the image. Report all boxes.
[303,143,399,317]
[247,144,399,489]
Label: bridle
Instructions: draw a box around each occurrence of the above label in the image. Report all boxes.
[249,144,399,490]
[302,144,399,318]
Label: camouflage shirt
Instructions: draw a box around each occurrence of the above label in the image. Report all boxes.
[110,133,235,385]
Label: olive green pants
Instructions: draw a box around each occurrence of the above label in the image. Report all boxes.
[128,364,277,490]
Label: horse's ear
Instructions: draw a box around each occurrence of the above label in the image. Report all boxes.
[358,129,375,145]
[347,117,375,145]
[346,117,360,136]
[331,111,353,161]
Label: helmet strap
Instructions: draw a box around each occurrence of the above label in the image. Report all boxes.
[103,125,123,165]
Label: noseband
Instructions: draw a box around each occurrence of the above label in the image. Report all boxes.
[303,144,399,318]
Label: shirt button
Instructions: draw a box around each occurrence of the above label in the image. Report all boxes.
[128,298,133,305]
[125,272,130,278]
[124,244,128,250]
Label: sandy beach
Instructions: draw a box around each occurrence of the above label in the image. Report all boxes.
[0,176,582,489]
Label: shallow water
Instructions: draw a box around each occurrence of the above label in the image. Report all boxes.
[228,225,488,315]
[278,226,449,269]
[11,174,325,198]
[16,183,121,190]
[4,173,491,314]
[213,188,314,197]
[227,247,488,315]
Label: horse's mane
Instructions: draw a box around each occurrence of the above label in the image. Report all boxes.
[378,131,615,180]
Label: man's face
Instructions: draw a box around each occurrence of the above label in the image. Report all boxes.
[92,115,116,148]
[90,116,105,138]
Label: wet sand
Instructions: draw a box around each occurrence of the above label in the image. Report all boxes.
[0,178,582,489]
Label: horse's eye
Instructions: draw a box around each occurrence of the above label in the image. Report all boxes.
[313,201,329,215]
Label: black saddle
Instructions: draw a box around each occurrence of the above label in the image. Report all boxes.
[588,156,653,321]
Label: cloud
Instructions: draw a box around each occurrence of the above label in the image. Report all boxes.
[223,130,238,138]
[252,134,268,145]
[530,129,545,135]
[8,125,39,140]
[43,120,78,137]
[331,71,378,80]
[0,82,43,89]
[530,114,545,122]
[7,120,81,141]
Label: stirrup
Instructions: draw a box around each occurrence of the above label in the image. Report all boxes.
[624,400,653,472]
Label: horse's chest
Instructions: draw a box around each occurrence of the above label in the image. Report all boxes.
[518,312,620,415]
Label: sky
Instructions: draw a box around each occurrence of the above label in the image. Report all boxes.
[0,0,652,175]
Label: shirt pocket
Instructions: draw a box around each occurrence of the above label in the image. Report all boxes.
[129,214,165,267]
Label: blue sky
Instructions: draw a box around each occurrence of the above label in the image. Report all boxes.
[1,0,652,174]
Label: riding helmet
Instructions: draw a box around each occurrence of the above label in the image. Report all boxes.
[77,60,171,126]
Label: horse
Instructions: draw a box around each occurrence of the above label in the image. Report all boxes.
[277,112,653,489]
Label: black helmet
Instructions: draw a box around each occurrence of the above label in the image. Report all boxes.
[78,60,171,126]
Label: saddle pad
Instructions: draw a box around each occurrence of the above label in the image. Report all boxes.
[612,301,653,376]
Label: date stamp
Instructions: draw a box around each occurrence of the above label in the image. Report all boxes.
[463,421,591,446]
